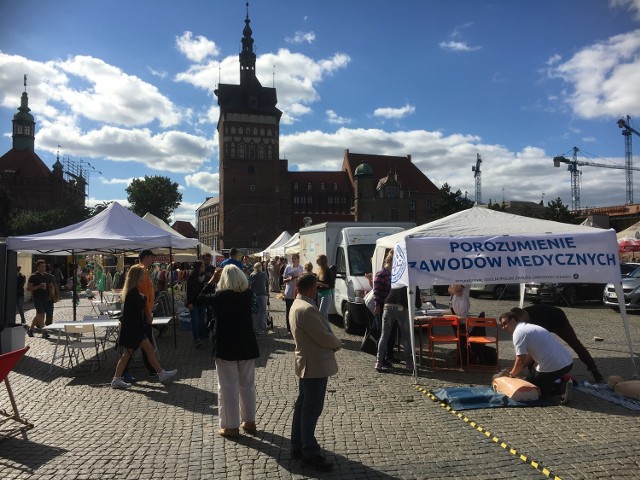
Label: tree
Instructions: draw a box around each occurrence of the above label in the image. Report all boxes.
[126,176,182,223]
[429,183,475,220]
[544,197,577,223]
[91,201,113,216]
[8,203,91,235]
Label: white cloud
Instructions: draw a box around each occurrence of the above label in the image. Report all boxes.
[285,31,316,44]
[185,171,219,194]
[98,176,138,185]
[610,0,640,20]
[451,22,474,38]
[548,29,640,118]
[326,109,352,125]
[176,31,220,63]
[148,67,167,79]
[439,41,481,52]
[176,49,350,124]
[373,104,415,120]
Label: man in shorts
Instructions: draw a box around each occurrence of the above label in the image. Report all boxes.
[26,259,54,338]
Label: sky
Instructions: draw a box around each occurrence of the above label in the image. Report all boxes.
[2,0,640,228]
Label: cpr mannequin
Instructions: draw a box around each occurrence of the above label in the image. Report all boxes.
[608,376,640,400]
[492,375,540,401]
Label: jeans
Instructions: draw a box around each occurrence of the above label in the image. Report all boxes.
[16,296,25,323]
[291,377,328,457]
[190,304,207,341]
[317,291,332,321]
[252,295,268,333]
[376,306,413,369]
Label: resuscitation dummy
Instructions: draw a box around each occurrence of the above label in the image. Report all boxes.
[608,376,640,400]
[492,376,540,402]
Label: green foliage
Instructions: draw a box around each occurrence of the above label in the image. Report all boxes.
[429,183,475,220]
[91,201,113,216]
[544,197,577,223]
[126,175,182,223]
[8,203,91,235]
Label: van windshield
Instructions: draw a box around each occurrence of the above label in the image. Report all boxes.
[347,244,375,276]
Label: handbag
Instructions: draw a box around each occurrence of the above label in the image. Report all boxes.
[360,327,378,356]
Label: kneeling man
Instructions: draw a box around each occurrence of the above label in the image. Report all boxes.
[499,308,574,404]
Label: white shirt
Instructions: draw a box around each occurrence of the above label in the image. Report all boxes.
[513,322,573,372]
[450,284,470,317]
[283,265,303,299]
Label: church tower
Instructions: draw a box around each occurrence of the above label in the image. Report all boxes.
[12,75,35,151]
[214,4,290,251]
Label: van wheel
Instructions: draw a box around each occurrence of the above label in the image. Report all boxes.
[342,304,357,334]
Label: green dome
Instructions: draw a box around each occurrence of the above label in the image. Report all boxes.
[354,162,373,177]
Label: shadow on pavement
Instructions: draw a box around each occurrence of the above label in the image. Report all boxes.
[225,430,400,479]
[0,437,68,474]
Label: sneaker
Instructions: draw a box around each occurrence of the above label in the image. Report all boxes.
[27,329,34,337]
[158,369,177,383]
[375,361,392,372]
[148,372,159,379]
[218,428,240,438]
[111,377,132,389]
[42,331,50,339]
[561,379,574,405]
[123,373,137,383]
[241,421,257,433]
[302,455,333,472]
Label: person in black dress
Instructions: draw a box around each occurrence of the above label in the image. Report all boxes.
[111,264,177,389]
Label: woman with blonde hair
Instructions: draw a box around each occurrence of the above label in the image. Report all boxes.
[111,264,177,389]
[199,264,260,437]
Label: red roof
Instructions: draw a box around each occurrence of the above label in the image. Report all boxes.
[0,149,52,178]
[172,220,198,238]
[288,170,352,192]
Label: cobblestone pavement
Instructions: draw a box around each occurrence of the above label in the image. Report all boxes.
[1,292,639,479]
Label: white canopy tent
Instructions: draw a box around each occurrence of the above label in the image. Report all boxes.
[258,231,292,259]
[7,202,199,344]
[142,212,217,260]
[383,207,637,380]
[282,232,300,256]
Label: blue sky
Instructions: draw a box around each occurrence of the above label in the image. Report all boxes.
[1,0,640,226]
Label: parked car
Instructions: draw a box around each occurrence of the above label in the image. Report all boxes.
[524,281,605,306]
[620,262,640,276]
[469,283,519,299]
[603,264,640,310]
[432,284,449,295]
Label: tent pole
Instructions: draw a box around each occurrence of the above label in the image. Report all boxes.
[171,247,177,349]
[72,250,77,321]
[615,283,639,378]
[407,287,418,384]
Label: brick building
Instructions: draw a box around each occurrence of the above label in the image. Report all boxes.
[0,78,85,214]
[198,8,439,252]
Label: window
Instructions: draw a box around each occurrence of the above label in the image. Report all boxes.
[410,199,416,211]
[248,144,255,159]
[238,127,244,135]
[231,126,236,134]
[253,127,258,135]
[238,144,245,158]
[258,145,265,159]
[275,185,279,192]
[321,183,325,190]
[307,182,312,191]
[387,186,397,199]
[294,182,298,191]
[267,145,273,159]
[230,143,236,157]
[391,209,399,221]
[333,182,338,190]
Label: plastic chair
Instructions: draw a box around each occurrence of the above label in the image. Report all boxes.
[0,346,34,439]
[428,315,462,370]
[465,317,499,370]
[63,324,103,372]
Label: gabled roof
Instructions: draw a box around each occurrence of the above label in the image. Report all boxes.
[0,149,51,178]
[342,150,439,193]
[172,220,198,238]
[289,171,352,191]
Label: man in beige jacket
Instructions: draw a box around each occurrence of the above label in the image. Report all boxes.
[290,272,341,472]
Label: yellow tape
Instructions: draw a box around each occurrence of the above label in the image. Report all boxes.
[415,386,563,480]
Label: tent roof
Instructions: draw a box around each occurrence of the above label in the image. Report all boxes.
[142,212,217,257]
[379,206,602,248]
[617,220,640,239]
[7,202,199,254]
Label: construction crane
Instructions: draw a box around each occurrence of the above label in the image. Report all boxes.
[617,115,640,205]
[472,153,482,205]
[553,146,640,211]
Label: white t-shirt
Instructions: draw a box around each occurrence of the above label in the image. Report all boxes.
[450,284,470,318]
[513,322,573,372]
[283,264,303,299]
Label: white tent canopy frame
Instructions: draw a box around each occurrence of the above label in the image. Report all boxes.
[7,202,200,347]
[142,212,218,260]
[282,232,300,256]
[385,207,637,381]
[258,231,292,258]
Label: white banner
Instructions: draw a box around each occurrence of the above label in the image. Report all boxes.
[391,230,620,288]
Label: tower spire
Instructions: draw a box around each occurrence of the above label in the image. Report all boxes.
[12,75,35,151]
[239,2,257,84]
